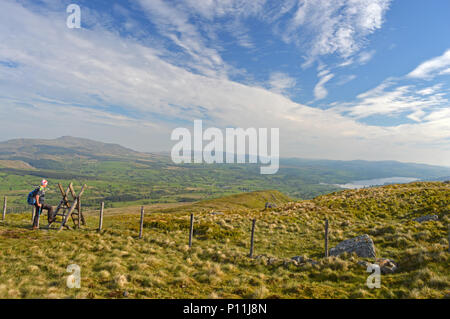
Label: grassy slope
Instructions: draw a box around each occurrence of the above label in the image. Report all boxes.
[0,183,448,299]
[152,190,292,214]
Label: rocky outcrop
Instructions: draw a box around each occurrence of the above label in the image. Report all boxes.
[413,215,438,223]
[329,234,376,258]
[291,256,319,265]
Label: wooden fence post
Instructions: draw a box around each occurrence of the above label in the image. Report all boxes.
[249,218,256,258]
[98,202,104,231]
[189,213,194,248]
[139,206,144,239]
[324,219,329,257]
[2,196,6,221]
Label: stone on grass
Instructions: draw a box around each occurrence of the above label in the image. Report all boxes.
[291,256,318,265]
[210,212,224,215]
[291,256,305,263]
[329,234,376,258]
[376,258,397,274]
[413,215,438,223]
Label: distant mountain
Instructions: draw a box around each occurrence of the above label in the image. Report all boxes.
[0,136,142,159]
[0,136,172,172]
[281,158,450,181]
[1,136,449,181]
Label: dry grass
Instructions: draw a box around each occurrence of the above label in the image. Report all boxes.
[0,182,448,299]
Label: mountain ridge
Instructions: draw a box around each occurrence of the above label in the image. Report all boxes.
[0,136,141,158]
[1,136,449,173]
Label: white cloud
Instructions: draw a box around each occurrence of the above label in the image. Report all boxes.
[408,49,450,79]
[333,81,448,120]
[358,50,376,64]
[0,0,449,166]
[337,58,354,68]
[134,0,390,71]
[136,0,227,77]
[268,72,297,95]
[281,0,391,66]
[314,72,334,100]
[407,109,426,122]
[337,74,357,85]
[182,0,267,20]
[329,52,450,140]
[417,83,443,96]
[424,108,450,122]
[134,0,271,74]
[439,68,450,75]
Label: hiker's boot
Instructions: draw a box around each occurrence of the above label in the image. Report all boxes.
[32,225,38,230]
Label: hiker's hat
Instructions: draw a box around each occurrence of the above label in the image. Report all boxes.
[41,179,48,187]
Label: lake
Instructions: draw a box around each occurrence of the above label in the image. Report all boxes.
[333,177,419,189]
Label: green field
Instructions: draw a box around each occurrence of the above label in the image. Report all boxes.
[0,182,448,299]
[1,137,450,214]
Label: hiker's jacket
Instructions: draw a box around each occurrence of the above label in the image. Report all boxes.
[34,186,46,204]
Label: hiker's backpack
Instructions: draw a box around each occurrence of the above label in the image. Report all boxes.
[27,188,38,205]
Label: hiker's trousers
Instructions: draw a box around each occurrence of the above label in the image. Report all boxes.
[32,203,54,227]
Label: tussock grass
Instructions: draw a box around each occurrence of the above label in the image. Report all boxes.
[0,182,448,298]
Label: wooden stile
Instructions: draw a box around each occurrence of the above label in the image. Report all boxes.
[45,183,87,231]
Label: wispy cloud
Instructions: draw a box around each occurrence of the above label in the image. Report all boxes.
[280,0,391,66]
[136,0,227,77]
[439,68,450,76]
[332,79,448,122]
[331,50,450,124]
[314,71,334,100]
[417,83,444,96]
[134,0,390,72]
[268,72,297,95]
[358,50,376,65]
[408,49,450,79]
[337,74,357,85]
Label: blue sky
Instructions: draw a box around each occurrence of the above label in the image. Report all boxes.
[0,0,449,165]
